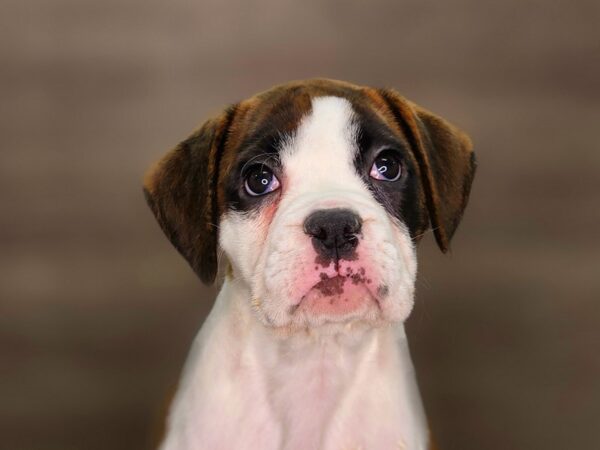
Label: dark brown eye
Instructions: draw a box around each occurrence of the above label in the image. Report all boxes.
[244,165,280,196]
[369,150,402,181]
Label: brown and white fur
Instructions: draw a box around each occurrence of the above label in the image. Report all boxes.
[144,79,476,450]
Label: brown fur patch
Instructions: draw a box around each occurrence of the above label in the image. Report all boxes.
[376,88,476,251]
[143,106,237,283]
[361,88,430,240]
[215,84,314,213]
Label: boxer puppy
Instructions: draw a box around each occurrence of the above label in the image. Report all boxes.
[144,78,476,450]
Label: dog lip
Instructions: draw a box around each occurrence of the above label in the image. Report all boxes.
[292,274,383,315]
[298,274,348,301]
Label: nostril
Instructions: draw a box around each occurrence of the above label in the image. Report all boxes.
[344,232,359,244]
[314,227,327,241]
[304,221,326,240]
[343,219,361,236]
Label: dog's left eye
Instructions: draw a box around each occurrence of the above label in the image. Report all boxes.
[369,150,402,181]
[244,165,281,196]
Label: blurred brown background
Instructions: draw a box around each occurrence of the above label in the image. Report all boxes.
[2,1,599,449]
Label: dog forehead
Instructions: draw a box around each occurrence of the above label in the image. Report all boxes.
[280,96,359,183]
[225,79,399,156]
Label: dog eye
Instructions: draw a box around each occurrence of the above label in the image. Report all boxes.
[369,150,402,181]
[244,165,281,196]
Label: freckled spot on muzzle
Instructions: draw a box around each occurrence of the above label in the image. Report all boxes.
[377,285,389,298]
[341,266,370,285]
[315,274,346,296]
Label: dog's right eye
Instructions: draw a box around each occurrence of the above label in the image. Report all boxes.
[369,149,402,182]
[244,165,280,196]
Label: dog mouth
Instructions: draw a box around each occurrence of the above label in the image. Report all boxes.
[291,274,381,319]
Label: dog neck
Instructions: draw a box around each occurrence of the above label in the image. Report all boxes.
[162,278,429,449]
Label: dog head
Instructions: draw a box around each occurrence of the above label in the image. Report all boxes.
[144,79,476,331]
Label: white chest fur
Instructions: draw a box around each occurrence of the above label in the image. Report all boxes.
[160,280,429,450]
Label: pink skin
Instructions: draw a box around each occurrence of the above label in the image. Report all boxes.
[291,252,384,317]
[299,280,372,316]
[257,196,281,230]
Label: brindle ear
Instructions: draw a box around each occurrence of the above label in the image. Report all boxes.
[143,106,236,284]
[379,89,477,252]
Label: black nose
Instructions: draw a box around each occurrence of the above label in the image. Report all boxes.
[303,208,363,261]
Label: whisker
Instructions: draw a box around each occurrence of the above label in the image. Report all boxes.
[411,225,440,242]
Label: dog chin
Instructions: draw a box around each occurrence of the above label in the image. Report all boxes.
[293,277,379,322]
[261,280,413,331]
[257,279,400,334]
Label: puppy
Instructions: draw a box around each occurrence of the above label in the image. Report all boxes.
[144,78,476,450]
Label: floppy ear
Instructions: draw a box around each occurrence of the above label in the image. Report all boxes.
[143,106,236,284]
[379,89,477,252]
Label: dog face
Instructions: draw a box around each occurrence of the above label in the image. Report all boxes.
[144,79,476,331]
[220,96,420,329]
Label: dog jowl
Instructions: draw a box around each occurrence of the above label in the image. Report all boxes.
[144,78,476,450]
